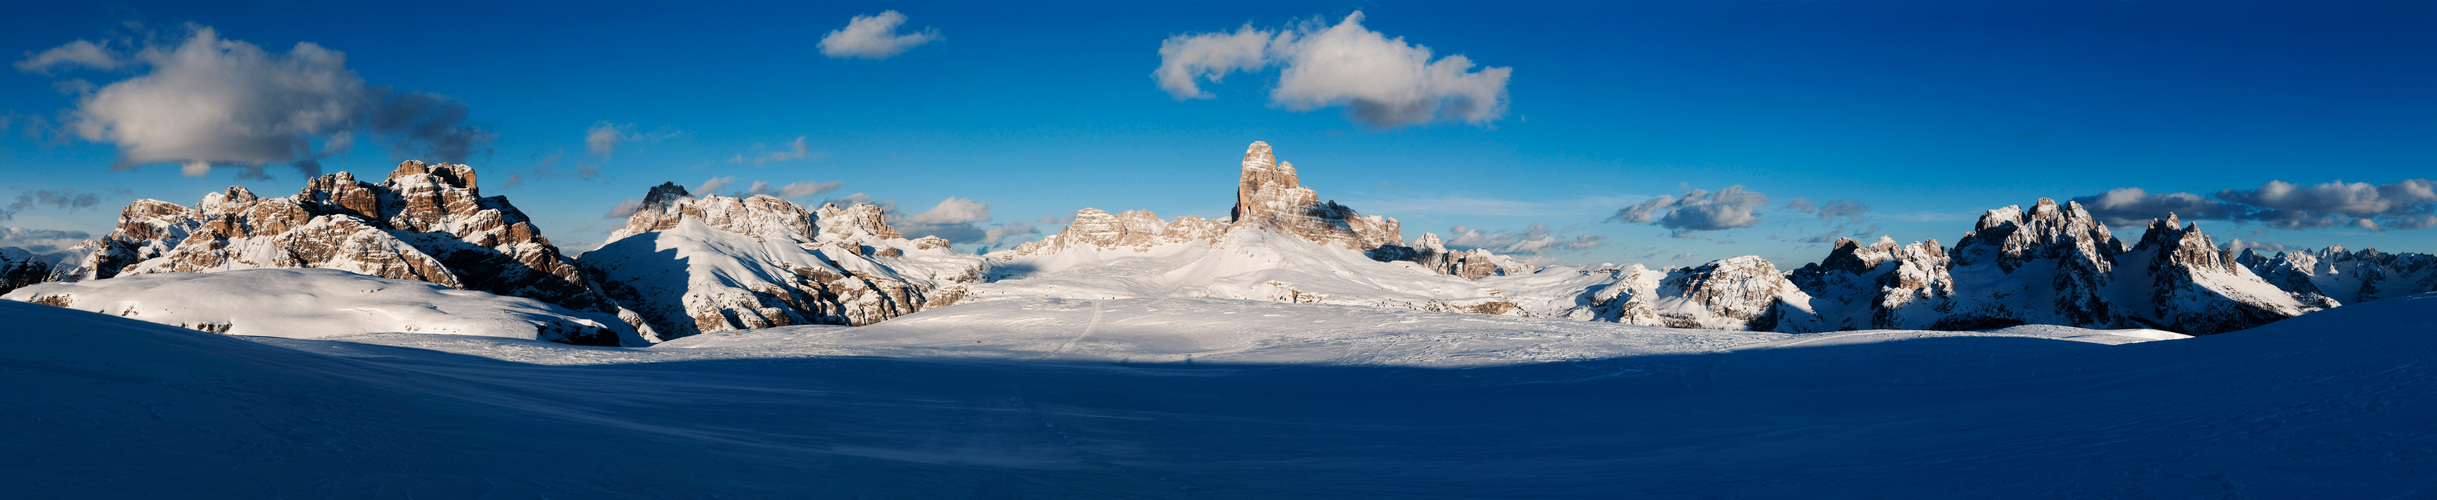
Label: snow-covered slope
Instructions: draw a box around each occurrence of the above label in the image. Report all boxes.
[580,183,984,339]
[3,268,633,344]
[5,292,2429,497]
[981,228,1531,315]
[662,296,2178,367]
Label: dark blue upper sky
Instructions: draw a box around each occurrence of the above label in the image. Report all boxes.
[3,0,2431,266]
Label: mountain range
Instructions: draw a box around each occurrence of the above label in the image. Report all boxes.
[5,141,2431,343]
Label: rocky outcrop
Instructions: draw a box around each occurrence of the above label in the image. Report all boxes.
[1229,141,1403,251]
[2113,215,2312,334]
[70,161,648,346]
[580,184,985,339]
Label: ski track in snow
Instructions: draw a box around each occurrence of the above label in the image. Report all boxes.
[1046,300,1104,359]
[2,295,2434,498]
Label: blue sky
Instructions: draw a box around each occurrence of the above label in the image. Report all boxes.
[2,0,2432,267]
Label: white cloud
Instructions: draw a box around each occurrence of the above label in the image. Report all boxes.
[1816,200,1870,223]
[904,197,991,224]
[1153,11,1511,128]
[0,226,94,255]
[685,177,842,200]
[14,40,121,74]
[695,177,736,195]
[819,11,940,60]
[2068,187,2241,226]
[1608,185,1770,237]
[737,180,842,200]
[980,222,1038,246]
[2222,238,2306,256]
[601,199,646,219]
[2063,180,2437,231]
[730,136,826,165]
[586,122,623,158]
[44,26,490,179]
[1339,193,1646,218]
[889,197,1033,245]
[1442,224,1603,255]
[1155,25,1277,99]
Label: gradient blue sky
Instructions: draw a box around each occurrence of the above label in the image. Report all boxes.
[2,0,2432,267]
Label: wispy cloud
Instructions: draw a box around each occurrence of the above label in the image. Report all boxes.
[729,136,828,165]
[1442,224,1603,255]
[819,11,940,60]
[1340,193,1646,218]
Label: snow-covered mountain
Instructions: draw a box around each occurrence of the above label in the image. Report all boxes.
[3,268,633,344]
[576,182,985,340]
[980,141,1810,331]
[53,161,652,344]
[1789,200,2319,334]
[2238,245,2437,307]
[1789,236,1957,330]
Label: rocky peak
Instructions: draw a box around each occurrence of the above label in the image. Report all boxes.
[641,182,693,211]
[815,202,902,241]
[1955,198,2119,273]
[1657,256,1815,331]
[610,192,817,244]
[2132,214,2239,274]
[1224,141,1403,251]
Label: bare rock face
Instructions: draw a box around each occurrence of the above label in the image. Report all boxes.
[2116,215,2316,334]
[1228,141,1403,251]
[73,161,646,346]
[580,184,985,339]
[1790,236,1958,330]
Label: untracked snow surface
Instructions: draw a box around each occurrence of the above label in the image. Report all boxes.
[2,294,2432,497]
